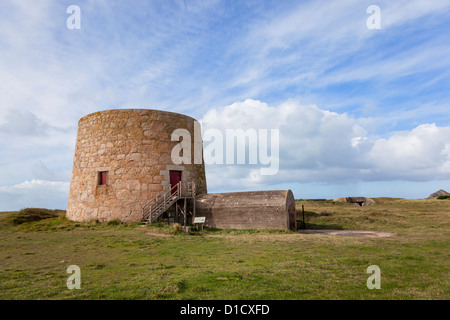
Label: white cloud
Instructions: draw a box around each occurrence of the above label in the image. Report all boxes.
[200,99,450,192]
[367,124,450,180]
[380,0,450,29]
[0,109,75,188]
[0,179,69,211]
[31,160,68,182]
[0,110,50,136]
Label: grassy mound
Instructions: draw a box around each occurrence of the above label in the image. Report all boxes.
[0,209,144,232]
[9,208,65,225]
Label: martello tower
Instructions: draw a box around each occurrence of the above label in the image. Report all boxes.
[66,109,207,223]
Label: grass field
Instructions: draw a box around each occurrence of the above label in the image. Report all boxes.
[0,198,448,300]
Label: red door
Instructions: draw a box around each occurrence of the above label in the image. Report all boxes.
[169,170,182,192]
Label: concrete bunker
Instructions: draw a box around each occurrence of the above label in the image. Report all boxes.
[195,190,296,230]
[333,197,375,207]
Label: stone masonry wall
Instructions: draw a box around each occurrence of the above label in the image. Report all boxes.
[66,109,207,222]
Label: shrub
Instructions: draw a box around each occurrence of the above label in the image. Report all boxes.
[172,223,182,233]
[107,219,122,226]
[437,195,450,200]
[11,208,62,225]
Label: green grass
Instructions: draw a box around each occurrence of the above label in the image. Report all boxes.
[0,198,448,300]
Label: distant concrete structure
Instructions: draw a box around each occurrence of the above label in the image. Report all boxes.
[333,197,375,207]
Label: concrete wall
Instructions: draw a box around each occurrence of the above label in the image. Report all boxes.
[66,109,207,222]
[194,190,296,230]
[333,197,375,206]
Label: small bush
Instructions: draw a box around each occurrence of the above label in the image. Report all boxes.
[10,208,62,225]
[172,223,183,233]
[107,219,122,226]
[437,195,450,200]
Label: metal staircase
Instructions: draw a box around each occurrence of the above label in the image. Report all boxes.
[141,181,196,225]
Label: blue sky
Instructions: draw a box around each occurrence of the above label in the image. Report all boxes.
[0,0,450,210]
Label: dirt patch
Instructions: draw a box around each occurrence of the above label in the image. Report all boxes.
[144,231,173,237]
[135,225,174,237]
[299,229,394,238]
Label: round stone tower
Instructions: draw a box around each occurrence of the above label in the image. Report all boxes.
[66,109,207,222]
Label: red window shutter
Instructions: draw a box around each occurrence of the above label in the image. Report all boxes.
[100,172,108,185]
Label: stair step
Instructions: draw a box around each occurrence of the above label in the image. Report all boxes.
[142,181,196,224]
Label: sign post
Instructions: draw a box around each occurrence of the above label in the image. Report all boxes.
[193,216,206,231]
[302,205,306,229]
